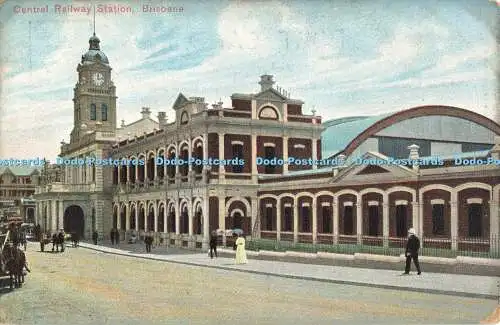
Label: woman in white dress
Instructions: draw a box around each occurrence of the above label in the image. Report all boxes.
[234,234,248,264]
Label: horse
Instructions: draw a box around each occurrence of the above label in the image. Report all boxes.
[71,232,80,247]
[1,245,30,289]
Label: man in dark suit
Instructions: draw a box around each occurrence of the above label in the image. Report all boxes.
[209,231,218,258]
[403,228,421,275]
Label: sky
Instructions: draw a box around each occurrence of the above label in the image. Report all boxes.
[0,0,498,160]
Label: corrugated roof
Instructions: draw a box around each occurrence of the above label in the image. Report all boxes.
[0,166,40,176]
[321,112,394,159]
[419,150,491,161]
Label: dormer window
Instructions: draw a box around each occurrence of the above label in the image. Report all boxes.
[258,106,278,120]
[180,111,189,125]
[90,104,97,120]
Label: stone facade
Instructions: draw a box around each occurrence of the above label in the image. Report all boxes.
[33,34,500,255]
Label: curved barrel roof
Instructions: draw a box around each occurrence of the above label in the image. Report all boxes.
[321,105,500,159]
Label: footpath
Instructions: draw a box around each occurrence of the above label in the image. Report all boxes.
[74,242,499,300]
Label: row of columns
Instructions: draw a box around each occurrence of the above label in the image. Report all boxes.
[263,192,499,250]
[35,200,64,232]
[116,195,211,247]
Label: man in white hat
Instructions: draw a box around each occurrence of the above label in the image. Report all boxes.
[403,228,421,275]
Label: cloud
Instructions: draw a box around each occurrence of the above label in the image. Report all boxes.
[0,1,497,160]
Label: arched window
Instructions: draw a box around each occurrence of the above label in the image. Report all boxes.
[90,104,97,120]
[258,106,279,120]
[101,104,108,121]
[180,111,189,125]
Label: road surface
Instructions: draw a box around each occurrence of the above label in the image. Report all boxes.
[0,243,497,325]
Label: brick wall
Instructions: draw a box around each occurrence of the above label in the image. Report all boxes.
[458,188,490,238]
[257,136,283,174]
[288,138,312,171]
[208,133,219,159]
[337,194,357,235]
[232,99,251,111]
[209,197,219,231]
[423,189,451,237]
[224,134,251,173]
[361,192,383,235]
[287,104,302,115]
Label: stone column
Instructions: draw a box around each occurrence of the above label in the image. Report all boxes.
[418,192,424,248]
[251,197,259,238]
[312,197,317,244]
[251,134,258,181]
[144,203,149,231]
[154,203,158,232]
[412,200,419,234]
[188,200,194,240]
[35,202,40,225]
[282,136,288,174]
[293,197,299,243]
[115,204,120,230]
[58,201,64,230]
[356,198,362,245]
[312,139,318,170]
[276,198,281,241]
[202,195,210,250]
[125,204,130,230]
[489,200,499,254]
[188,138,193,173]
[333,197,339,244]
[283,103,288,122]
[218,196,226,245]
[175,200,180,235]
[382,194,389,248]
[218,133,225,180]
[51,200,57,232]
[164,204,168,233]
[450,191,458,250]
[134,206,139,232]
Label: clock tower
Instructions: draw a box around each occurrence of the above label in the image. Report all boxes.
[70,33,117,143]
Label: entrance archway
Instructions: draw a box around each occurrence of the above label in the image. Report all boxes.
[63,205,85,237]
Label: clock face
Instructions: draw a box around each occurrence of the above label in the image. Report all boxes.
[92,72,104,86]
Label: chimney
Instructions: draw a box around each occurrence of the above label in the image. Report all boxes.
[141,107,151,119]
[491,136,500,160]
[259,74,275,91]
[158,112,167,128]
[337,154,347,166]
[408,144,420,171]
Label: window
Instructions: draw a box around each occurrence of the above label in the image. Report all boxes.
[264,146,276,174]
[368,206,379,236]
[432,204,445,235]
[395,205,408,237]
[265,207,273,230]
[301,206,310,232]
[232,144,243,173]
[343,206,353,235]
[322,206,331,233]
[90,104,97,120]
[101,104,108,121]
[283,206,292,231]
[468,204,482,237]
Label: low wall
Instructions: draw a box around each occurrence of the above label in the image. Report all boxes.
[218,249,500,267]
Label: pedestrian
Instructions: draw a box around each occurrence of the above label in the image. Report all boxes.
[209,231,218,258]
[58,229,65,252]
[51,233,57,252]
[110,228,115,245]
[92,230,98,245]
[145,233,153,253]
[234,233,247,264]
[403,228,421,275]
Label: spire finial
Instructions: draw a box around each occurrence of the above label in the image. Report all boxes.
[93,5,96,35]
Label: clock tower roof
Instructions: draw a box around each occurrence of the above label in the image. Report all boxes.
[81,33,109,65]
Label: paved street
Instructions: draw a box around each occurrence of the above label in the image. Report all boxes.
[0,242,497,325]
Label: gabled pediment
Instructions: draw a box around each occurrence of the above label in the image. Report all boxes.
[255,88,287,101]
[332,151,417,183]
[356,164,390,175]
[0,167,14,177]
[173,93,190,110]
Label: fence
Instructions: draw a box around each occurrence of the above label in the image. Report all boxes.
[246,236,500,259]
